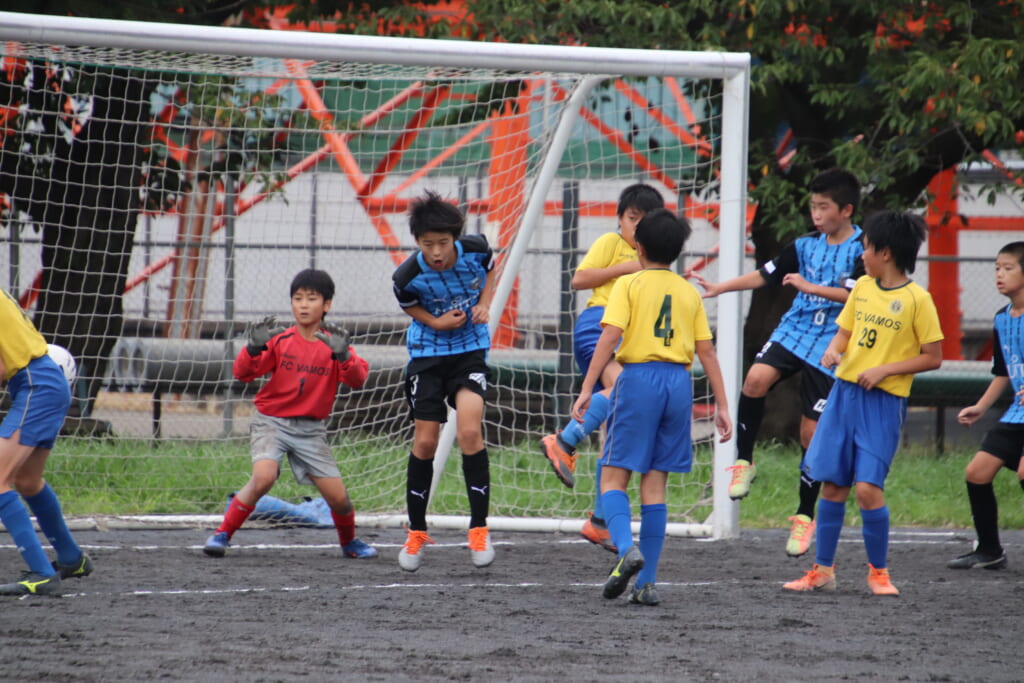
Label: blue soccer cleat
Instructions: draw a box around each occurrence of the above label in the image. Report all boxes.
[342,538,379,559]
[203,531,230,557]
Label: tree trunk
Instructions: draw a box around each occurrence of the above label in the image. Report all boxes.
[32,69,151,416]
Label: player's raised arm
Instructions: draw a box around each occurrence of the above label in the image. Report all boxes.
[690,269,767,299]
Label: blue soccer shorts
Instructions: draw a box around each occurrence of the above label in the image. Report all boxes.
[574,306,626,393]
[573,306,604,377]
[601,362,694,474]
[802,379,906,488]
[0,355,71,449]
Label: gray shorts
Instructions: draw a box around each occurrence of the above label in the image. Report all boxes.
[250,411,340,485]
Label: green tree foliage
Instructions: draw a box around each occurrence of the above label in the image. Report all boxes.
[347,0,1024,236]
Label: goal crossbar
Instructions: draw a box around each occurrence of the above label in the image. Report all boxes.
[0,11,748,80]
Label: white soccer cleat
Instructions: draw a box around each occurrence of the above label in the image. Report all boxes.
[468,526,495,568]
[398,529,434,572]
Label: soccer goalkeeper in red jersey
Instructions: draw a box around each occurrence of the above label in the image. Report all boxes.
[202,268,376,560]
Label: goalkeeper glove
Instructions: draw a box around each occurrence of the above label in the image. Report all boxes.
[245,316,286,356]
[315,323,351,363]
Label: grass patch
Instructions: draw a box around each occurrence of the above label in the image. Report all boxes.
[42,436,1022,530]
[740,441,1024,529]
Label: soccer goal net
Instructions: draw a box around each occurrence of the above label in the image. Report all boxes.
[0,13,749,537]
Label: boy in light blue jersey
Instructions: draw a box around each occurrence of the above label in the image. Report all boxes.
[692,168,864,557]
[392,190,497,572]
[572,209,732,605]
[947,242,1024,571]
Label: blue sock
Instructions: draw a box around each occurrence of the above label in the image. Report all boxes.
[0,490,55,577]
[560,393,610,449]
[813,499,846,568]
[635,503,667,586]
[860,506,890,569]
[592,460,605,520]
[24,483,82,566]
[600,489,633,556]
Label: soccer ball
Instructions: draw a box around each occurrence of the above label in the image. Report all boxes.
[46,343,78,388]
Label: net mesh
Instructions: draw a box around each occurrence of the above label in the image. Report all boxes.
[1,36,735,528]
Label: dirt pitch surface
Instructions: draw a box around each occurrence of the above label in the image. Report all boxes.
[1,525,1022,682]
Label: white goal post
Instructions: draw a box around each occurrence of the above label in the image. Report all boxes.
[0,12,748,538]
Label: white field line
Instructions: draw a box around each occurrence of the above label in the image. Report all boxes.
[51,580,730,599]
[51,571,1021,601]
[0,530,965,554]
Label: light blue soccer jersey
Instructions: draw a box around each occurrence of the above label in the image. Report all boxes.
[758,227,864,373]
[392,234,494,359]
[992,304,1024,424]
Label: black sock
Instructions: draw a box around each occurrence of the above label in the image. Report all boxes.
[966,481,1002,555]
[462,449,490,529]
[736,393,765,464]
[797,466,821,519]
[406,454,433,531]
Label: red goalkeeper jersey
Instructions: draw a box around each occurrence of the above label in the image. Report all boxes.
[232,325,369,420]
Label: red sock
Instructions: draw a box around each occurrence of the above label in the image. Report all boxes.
[332,510,355,546]
[218,497,255,537]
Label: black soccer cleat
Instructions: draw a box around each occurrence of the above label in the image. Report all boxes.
[53,553,94,579]
[0,571,62,596]
[629,582,660,606]
[603,545,644,599]
[947,549,1007,570]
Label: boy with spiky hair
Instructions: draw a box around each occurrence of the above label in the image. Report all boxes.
[947,241,1024,571]
[541,182,665,553]
[392,190,497,572]
[783,211,943,596]
[203,268,376,560]
[692,168,864,557]
[573,208,732,605]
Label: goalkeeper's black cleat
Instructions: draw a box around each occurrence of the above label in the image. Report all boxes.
[53,553,94,579]
[0,571,62,596]
[602,545,644,599]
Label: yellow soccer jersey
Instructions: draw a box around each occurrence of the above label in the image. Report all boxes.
[834,276,944,397]
[0,288,48,381]
[602,268,712,366]
[577,232,638,308]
